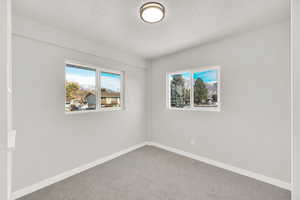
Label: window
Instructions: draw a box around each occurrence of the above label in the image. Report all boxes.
[193,69,219,108]
[168,66,220,111]
[100,72,122,108]
[169,72,191,108]
[65,62,123,113]
[65,65,96,112]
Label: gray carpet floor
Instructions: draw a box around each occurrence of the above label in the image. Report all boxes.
[19,146,291,200]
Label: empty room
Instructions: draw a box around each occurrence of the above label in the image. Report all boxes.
[2,0,300,200]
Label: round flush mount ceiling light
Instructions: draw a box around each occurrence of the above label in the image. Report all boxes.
[140,2,165,23]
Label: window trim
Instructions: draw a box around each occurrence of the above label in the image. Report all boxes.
[65,60,124,114]
[166,66,221,112]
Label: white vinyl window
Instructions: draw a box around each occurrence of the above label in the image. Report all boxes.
[167,66,221,112]
[65,61,124,113]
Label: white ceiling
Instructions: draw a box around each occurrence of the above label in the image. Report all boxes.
[13,0,290,59]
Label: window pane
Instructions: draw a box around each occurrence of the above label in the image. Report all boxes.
[170,72,191,108]
[193,69,218,107]
[65,65,96,112]
[100,72,121,108]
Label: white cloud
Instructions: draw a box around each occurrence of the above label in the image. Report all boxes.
[66,74,96,88]
[101,76,120,92]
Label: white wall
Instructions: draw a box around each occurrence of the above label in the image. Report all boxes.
[293,0,300,198]
[1,0,13,199]
[12,17,148,191]
[150,21,291,183]
[12,16,148,69]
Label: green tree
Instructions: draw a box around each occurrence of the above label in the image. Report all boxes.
[171,75,185,107]
[194,78,208,105]
[66,82,80,102]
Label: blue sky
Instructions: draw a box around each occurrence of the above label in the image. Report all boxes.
[101,72,121,92]
[171,72,191,87]
[193,69,217,83]
[66,65,121,92]
[181,72,191,80]
[66,65,96,77]
[66,65,96,88]
[171,72,191,80]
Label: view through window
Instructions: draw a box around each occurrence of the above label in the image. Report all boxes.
[168,67,220,111]
[170,72,191,108]
[65,63,123,113]
[65,65,96,112]
[100,72,121,108]
[193,69,218,107]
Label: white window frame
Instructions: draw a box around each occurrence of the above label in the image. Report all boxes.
[65,60,124,114]
[166,66,221,112]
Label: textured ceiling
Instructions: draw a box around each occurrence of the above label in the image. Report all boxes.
[13,0,290,59]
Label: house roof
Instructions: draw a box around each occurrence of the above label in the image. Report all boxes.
[85,92,95,98]
[85,91,120,98]
[101,91,120,98]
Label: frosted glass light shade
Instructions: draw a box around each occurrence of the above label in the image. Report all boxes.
[140,2,165,23]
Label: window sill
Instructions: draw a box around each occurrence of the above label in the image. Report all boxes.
[168,107,221,112]
[65,108,125,115]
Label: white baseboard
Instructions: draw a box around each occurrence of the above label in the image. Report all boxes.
[147,142,291,191]
[12,142,148,199]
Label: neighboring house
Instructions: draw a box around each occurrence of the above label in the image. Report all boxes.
[85,93,96,108]
[101,90,120,107]
[85,91,120,108]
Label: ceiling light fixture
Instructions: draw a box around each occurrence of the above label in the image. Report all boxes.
[140,2,165,23]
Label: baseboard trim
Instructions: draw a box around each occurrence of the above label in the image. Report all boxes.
[147,142,291,191]
[12,142,148,199]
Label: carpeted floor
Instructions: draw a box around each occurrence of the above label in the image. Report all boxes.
[18,146,291,200]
